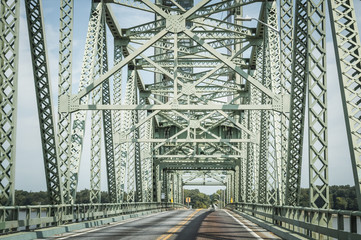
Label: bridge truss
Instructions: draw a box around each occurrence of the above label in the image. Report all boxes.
[1,0,361,213]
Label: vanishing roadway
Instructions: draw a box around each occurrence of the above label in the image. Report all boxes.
[47,209,280,240]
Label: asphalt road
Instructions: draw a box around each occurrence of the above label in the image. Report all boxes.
[47,209,280,240]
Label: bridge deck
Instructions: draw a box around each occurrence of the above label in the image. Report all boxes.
[44,209,280,240]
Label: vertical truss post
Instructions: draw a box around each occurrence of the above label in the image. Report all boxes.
[153,161,161,202]
[247,32,265,204]
[307,0,328,209]
[178,174,182,203]
[280,0,294,206]
[0,0,20,206]
[90,2,107,204]
[133,82,142,202]
[65,1,103,203]
[258,3,275,204]
[113,38,124,203]
[57,0,73,205]
[258,6,272,202]
[235,0,243,204]
[266,1,282,205]
[171,173,175,203]
[246,68,262,203]
[24,0,63,204]
[101,23,117,205]
[125,67,143,202]
[285,0,308,206]
[148,119,154,202]
[163,169,168,202]
[227,172,232,203]
[231,171,235,202]
[139,103,153,202]
[328,0,361,209]
[125,67,135,202]
[240,112,248,202]
[173,173,177,203]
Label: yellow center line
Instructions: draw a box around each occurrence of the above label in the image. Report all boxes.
[156,209,201,240]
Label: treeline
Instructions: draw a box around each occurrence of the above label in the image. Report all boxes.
[6,185,360,210]
[299,185,358,210]
[6,189,111,206]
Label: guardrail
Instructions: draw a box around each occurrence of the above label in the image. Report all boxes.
[0,202,184,233]
[227,202,361,239]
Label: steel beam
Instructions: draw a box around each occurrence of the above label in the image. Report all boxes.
[57,0,73,205]
[24,0,63,205]
[285,0,308,206]
[0,0,20,206]
[329,0,361,210]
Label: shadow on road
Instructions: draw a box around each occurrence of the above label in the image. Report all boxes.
[175,210,212,240]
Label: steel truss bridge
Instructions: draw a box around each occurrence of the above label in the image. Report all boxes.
[1,0,361,238]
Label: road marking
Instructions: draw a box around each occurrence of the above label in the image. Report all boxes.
[54,211,169,240]
[156,209,201,240]
[224,210,263,240]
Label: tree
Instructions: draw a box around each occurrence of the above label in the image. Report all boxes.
[184,189,211,209]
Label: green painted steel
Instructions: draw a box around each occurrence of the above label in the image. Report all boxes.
[0,0,20,206]
[285,0,308,206]
[279,0,293,207]
[2,0,361,237]
[228,202,361,239]
[328,0,361,210]
[24,0,63,205]
[89,1,105,204]
[57,0,73,206]
[0,202,184,233]
[307,0,328,209]
[113,38,125,203]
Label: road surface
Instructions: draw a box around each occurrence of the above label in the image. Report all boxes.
[46,209,280,240]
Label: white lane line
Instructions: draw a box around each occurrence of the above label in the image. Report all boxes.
[223,210,263,240]
[55,211,171,240]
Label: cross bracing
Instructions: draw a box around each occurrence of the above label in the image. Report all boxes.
[1,0,361,218]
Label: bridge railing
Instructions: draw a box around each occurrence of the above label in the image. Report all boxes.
[227,202,361,239]
[0,202,184,233]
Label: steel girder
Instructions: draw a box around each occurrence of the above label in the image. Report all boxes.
[279,0,293,206]
[113,39,125,203]
[57,0,73,205]
[124,67,143,202]
[13,0,361,208]
[90,1,107,204]
[329,0,361,210]
[246,40,263,204]
[63,1,104,204]
[182,171,227,187]
[257,3,273,205]
[101,35,117,204]
[263,2,281,205]
[307,0,328,209]
[140,96,153,202]
[284,0,329,209]
[0,0,20,206]
[24,0,63,205]
[57,0,73,204]
[285,0,308,206]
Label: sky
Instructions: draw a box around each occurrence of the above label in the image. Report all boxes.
[13,0,361,195]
